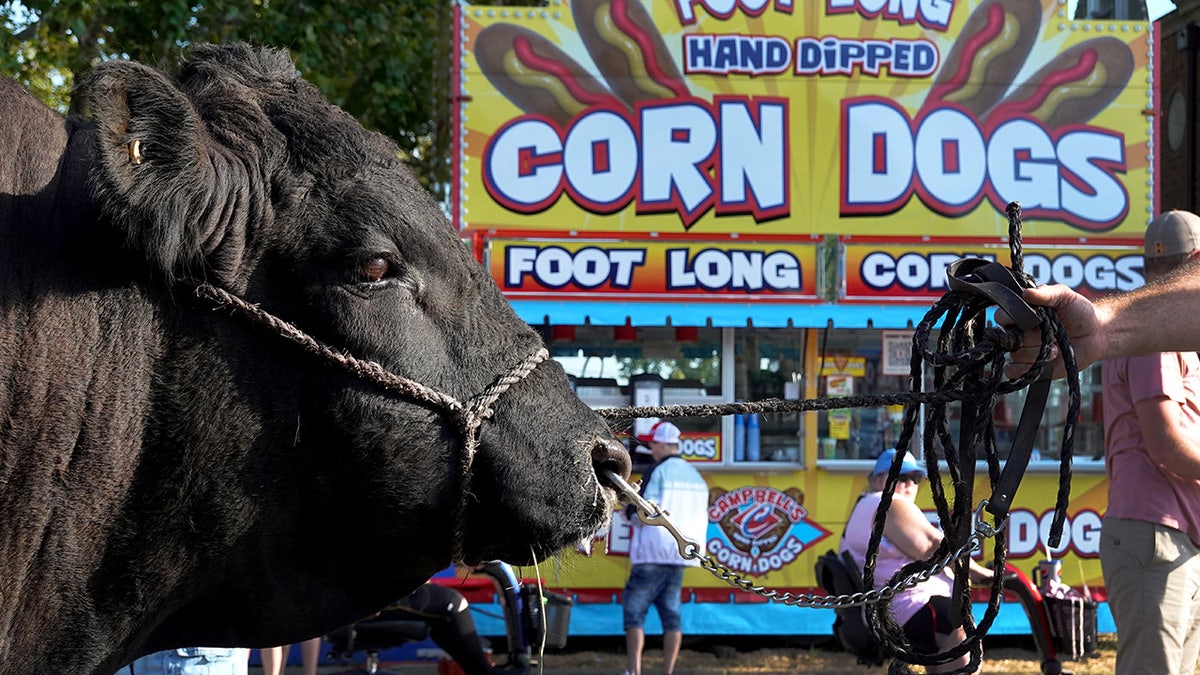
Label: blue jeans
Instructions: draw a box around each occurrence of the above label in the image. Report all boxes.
[623,563,685,631]
[120,648,249,675]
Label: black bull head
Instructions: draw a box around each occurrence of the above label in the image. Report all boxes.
[0,44,630,674]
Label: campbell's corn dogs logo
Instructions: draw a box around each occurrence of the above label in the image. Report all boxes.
[841,0,1136,231]
[707,486,831,576]
[476,0,789,228]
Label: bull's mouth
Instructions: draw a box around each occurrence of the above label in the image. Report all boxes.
[460,435,631,566]
[563,436,630,556]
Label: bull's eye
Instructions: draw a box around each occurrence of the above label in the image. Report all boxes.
[362,257,390,283]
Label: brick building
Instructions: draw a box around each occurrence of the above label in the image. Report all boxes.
[1160,2,1200,211]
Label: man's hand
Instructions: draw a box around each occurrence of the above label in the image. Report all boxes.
[1001,284,1106,379]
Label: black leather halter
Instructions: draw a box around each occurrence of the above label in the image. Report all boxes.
[945,257,1053,528]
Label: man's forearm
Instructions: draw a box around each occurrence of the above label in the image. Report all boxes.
[1098,267,1200,359]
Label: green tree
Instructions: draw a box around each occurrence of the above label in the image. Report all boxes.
[2,0,539,198]
[619,356,720,386]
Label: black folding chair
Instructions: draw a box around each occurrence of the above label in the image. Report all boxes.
[814,549,884,666]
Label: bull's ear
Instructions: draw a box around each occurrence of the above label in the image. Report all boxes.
[78,60,218,279]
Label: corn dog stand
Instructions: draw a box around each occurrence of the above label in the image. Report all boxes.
[452,0,1157,641]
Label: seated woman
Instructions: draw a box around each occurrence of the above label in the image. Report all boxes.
[840,449,993,674]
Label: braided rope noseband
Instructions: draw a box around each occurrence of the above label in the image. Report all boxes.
[192,282,548,562]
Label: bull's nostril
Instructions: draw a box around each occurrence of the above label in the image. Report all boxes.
[592,438,632,484]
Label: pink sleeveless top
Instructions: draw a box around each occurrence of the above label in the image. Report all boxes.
[839,491,953,626]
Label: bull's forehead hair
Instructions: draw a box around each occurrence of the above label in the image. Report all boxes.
[177,42,396,174]
[178,43,298,93]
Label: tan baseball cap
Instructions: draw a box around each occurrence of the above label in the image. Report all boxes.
[1145,210,1200,259]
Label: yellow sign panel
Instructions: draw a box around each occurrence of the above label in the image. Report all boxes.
[843,241,1143,300]
[458,1,1154,238]
[488,237,820,301]
[827,409,852,440]
[819,355,866,377]
[680,432,722,463]
[554,470,1109,593]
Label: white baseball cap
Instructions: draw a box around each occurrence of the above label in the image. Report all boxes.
[650,421,681,445]
[634,417,661,443]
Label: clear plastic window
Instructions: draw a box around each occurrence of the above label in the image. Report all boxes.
[732,328,806,463]
[812,327,1104,465]
[549,325,723,464]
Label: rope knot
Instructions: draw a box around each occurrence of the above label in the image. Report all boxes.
[987,325,1023,353]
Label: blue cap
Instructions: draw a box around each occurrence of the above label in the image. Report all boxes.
[872,448,926,478]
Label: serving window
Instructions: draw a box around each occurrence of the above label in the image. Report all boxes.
[548,325,808,467]
[549,325,725,464]
[813,327,1104,469]
[545,323,1101,470]
[731,327,807,465]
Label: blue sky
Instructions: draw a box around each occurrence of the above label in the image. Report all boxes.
[1149,0,1178,20]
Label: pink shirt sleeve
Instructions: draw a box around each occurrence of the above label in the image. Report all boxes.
[1125,353,1186,405]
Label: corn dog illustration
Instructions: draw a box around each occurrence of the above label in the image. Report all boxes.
[572,0,690,107]
[922,0,1041,118]
[475,23,625,128]
[985,37,1134,128]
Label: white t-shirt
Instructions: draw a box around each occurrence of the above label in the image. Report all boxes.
[630,455,710,566]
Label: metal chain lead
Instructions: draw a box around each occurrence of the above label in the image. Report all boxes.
[602,470,1002,609]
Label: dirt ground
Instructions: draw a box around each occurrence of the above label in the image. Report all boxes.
[305,635,1122,674]
[530,634,1119,674]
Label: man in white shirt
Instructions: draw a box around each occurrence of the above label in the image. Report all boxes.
[622,421,709,675]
